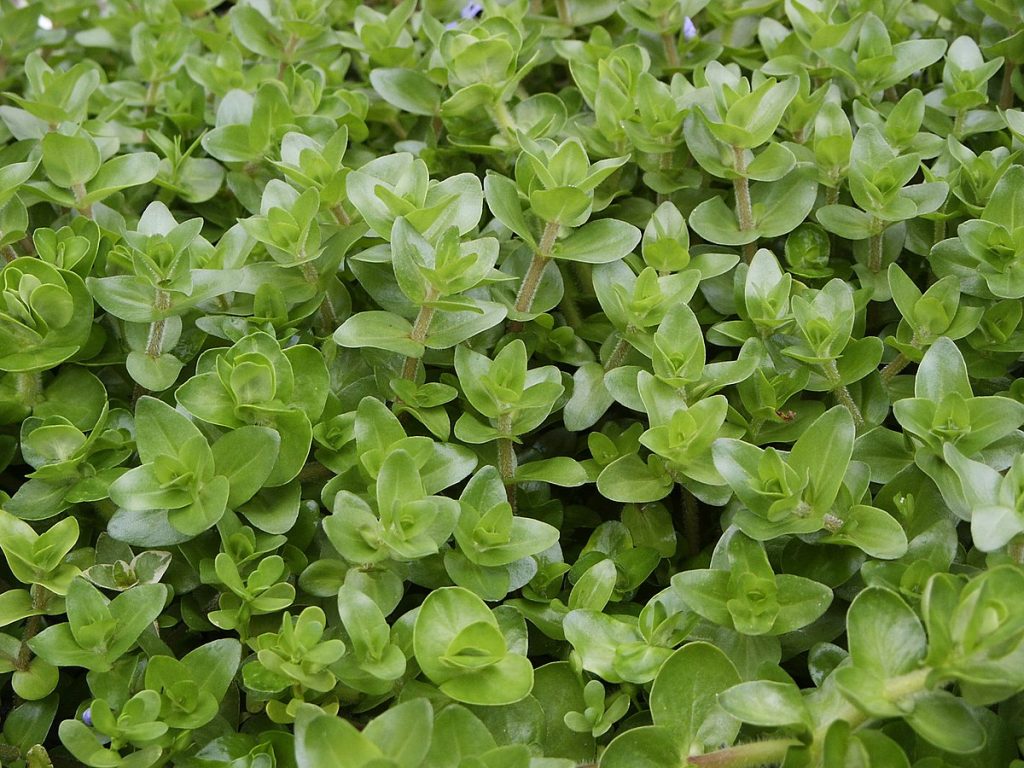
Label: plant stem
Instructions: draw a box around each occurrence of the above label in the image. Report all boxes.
[559,269,584,329]
[2,244,18,263]
[400,302,436,382]
[72,182,93,219]
[656,147,673,204]
[933,215,946,246]
[824,359,864,429]
[145,319,166,359]
[140,289,173,369]
[1000,59,1017,110]
[883,667,931,699]
[330,204,351,226]
[144,80,158,115]
[867,228,884,273]
[880,352,911,382]
[731,145,755,263]
[489,100,517,143]
[300,260,339,336]
[317,299,339,338]
[16,585,50,673]
[555,0,571,25]
[1008,537,1024,565]
[678,667,933,768]
[825,185,839,207]
[298,461,334,483]
[15,371,43,409]
[952,108,966,139]
[683,489,701,558]
[833,383,865,429]
[604,335,632,372]
[25,744,53,768]
[685,738,802,767]
[278,34,299,77]
[388,118,409,140]
[661,29,679,68]
[509,220,559,332]
[497,414,517,511]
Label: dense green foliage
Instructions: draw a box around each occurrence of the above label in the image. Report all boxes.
[3,0,1024,766]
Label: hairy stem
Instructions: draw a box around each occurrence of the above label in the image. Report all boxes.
[399,357,419,384]
[685,738,802,767]
[555,0,571,25]
[72,182,93,219]
[731,145,755,263]
[301,260,339,336]
[825,359,864,429]
[656,147,673,204]
[952,109,966,140]
[683,489,701,558]
[559,268,585,329]
[497,414,518,511]
[604,335,632,372]
[807,668,931,753]
[883,667,931,700]
[145,320,166,359]
[299,257,318,285]
[576,669,935,768]
[1008,537,1024,565]
[143,288,173,363]
[488,100,517,143]
[15,371,43,409]
[834,383,865,429]
[880,352,911,382]
[682,668,932,768]
[662,29,679,68]
[144,80,158,115]
[509,220,559,332]
[278,34,299,77]
[867,229,884,273]
[1000,59,1017,110]
[933,215,946,246]
[400,302,436,382]
[330,204,351,226]
[16,586,51,673]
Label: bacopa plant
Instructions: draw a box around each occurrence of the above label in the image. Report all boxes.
[4,0,1024,766]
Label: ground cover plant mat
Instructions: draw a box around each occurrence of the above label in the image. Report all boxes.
[3,0,1024,766]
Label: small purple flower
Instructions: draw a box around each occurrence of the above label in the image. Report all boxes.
[82,708,92,727]
[682,17,698,41]
[461,1,483,19]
